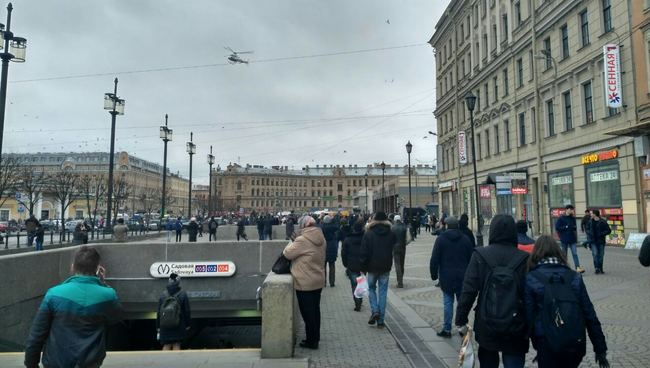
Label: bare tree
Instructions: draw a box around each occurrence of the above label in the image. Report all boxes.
[138,187,159,226]
[160,184,176,216]
[193,196,209,217]
[0,157,20,212]
[16,166,50,217]
[111,177,134,224]
[50,170,80,238]
[92,176,107,228]
[79,176,108,228]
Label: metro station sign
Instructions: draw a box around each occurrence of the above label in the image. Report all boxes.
[150,261,236,278]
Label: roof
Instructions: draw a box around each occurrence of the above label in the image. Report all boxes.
[218,164,437,177]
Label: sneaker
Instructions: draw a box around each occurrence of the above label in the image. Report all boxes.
[576,267,585,274]
[299,342,318,350]
[397,284,404,288]
[436,330,452,338]
[377,322,386,328]
[368,312,379,325]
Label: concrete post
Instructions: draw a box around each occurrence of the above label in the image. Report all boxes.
[261,271,296,358]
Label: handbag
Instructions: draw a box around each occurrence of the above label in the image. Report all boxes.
[272,253,292,274]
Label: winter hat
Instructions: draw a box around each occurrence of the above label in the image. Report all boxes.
[169,273,181,285]
[444,216,459,229]
[516,220,528,234]
[323,215,332,224]
[374,212,388,221]
[191,217,196,222]
[394,215,402,222]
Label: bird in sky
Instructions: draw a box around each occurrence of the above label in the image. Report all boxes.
[386,19,390,24]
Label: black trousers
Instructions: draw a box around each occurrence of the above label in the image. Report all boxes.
[324,261,335,286]
[534,338,584,368]
[296,289,322,345]
[209,230,217,241]
[175,230,182,242]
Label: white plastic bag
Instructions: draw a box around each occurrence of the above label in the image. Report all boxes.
[354,275,369,298]
[458,325,475,368]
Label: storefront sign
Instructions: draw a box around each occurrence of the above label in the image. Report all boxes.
[505,172,527,180]
[511,187,528,195]
[479,186,491,198]
[551,175,572,185]
[589,170,618,182]
[439,180,456,192]
[581,150,618,165]
[458,131,467,164]
[497,189,511,196]
[604,44,622,108]
[149,261,236,278]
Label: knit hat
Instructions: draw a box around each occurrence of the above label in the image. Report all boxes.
[374,212,388,221]
[323,215,332,224]
[191,217,196,222]
[516,220,528,234]
[444,216,459,229]
[394,215,402,222]
[169,273,181,285]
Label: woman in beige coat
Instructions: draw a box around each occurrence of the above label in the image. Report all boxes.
[283,215,326,350]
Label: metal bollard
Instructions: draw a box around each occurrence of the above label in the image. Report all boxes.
[50,230,54,245]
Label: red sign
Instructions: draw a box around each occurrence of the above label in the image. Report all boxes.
[550,209,563,217]
[511,187,528,195]
[602,208,622,215]
[479,186,491,198]
[582,149,618,164]
[218,264,230,273]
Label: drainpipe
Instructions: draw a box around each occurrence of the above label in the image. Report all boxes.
[532,6,543,236]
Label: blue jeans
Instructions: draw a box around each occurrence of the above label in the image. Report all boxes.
[35,241,43,251]
[591,243,605,270]
[367,272,389,323]
[258,229,265,240]
[478,346,526,368]
[561,242,580,268]
[28,231,35,246]
[443,291,461,332]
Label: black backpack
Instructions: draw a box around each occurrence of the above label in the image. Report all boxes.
[210,221,217,230]
[477,248,528,339]
[159,290,182,329]
[530,269,586,355]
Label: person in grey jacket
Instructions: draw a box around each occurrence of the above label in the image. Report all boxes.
[72,223,88,246]
[391,215,408,288]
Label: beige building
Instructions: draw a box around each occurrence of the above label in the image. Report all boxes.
[369,166,438,215]
[431,0,638,243]
[1,151,189,221]
[212,163,436,214]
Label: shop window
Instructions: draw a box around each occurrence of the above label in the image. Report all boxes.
[585,162,622,208]
[548,170,574,209]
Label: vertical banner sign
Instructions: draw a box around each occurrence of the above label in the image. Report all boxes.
[458,131,467,164]
[604,44,622,108]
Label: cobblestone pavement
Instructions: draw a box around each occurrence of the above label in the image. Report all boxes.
[391,230,650,368]
[293,259,412,368]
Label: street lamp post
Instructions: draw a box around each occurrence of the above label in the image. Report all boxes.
[0,2,26,164]
[534,50,557,80]
[381,161,386,213]
[406,141,413,229]
[103,78,125,232]
[364,173,368,214]
[186,133,196,218]
[159,115,173,222]
[207,146,215,217]
[465,92,483,246]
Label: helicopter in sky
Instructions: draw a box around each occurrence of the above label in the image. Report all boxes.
[224,47,254,65]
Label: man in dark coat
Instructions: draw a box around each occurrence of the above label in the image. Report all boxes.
[359,212,397,328]
[208,217,219,241]
[187,218,198,242]
[263,215,273,240]
[25,215,40,247]
[455,214,529,368]
[458,214,476,247]
[342,220,365,311]
[156,273,191,350]
[555,205,583,273]
[586,210,612,274]
[285,215,296,241]
[391,215,408,288]
[319,215,339,287]
[516,220,535,253]
[236,220,248,241]
[257,216,265,240]
[429,216,473,338]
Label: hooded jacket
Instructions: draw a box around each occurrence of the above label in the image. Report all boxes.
[640,235,650,267]
[555,213,577,244]
[455,214,530,355]
[319,222,339,263]
[283,226,326,291]
[156,283,191,343]
[24,276,122,368]
[429,228,473,294]
[341,231,364,272]
[392,221,408,251]
[458,221,476,247]
[359,220,397,274]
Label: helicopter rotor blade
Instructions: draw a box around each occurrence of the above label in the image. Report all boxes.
[224,47,235,53]
[236,51,254,54]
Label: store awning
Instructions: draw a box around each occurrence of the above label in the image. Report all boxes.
[483,173,499,185]
[604,121,650,136]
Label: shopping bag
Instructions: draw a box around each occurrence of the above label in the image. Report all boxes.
[458,325,475,368]
[354,275,369,298]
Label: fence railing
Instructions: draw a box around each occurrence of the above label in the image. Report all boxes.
[1,228,158,250]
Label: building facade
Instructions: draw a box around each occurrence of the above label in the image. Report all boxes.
[1,151,189,221]
[212,163,437,214]
[369,166,438,215]
[431,0,639,244]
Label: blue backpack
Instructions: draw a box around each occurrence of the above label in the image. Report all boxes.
[175,221,182,231]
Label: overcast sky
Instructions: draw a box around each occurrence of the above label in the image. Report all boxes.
[3,0,449,184]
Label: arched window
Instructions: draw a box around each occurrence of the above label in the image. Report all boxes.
[236,181,242,190]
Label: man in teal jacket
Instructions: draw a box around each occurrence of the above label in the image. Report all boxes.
[24,246,123,368]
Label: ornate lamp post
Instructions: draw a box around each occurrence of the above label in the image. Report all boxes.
[0,2,26,163]
[381,161,386,213]
[159,115,172,221]
[207,146,215,217]
[406,141,413,227]
[186,133,196,218]
[465,91,483,246]
[103,78,125,231]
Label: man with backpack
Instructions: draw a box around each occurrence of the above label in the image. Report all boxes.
[174,217,183,242]
[156,273,191,351]
[586,210,612,275]
[455,214,530,368]
[208,216,219,241]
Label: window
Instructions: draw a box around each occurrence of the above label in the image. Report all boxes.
[505,120,511,150]
[467,15,471,34]
[468,52,472,70]
[580,11,590,46]
[493,77,498,101]
[603,0,612,33]
[236,195,241,203]
[337,184,343,191]
[519,113,526,146]
[482,0,487,16]
[531,107,537,142]
[482,34,488,59]
[477,88,481,111]
[548,170,574,209]
[608,107,619,117]
[560,25,569,59]
[460,23,464,39]
[503,68,509,95]
[503,14,509,41]
[485,129,491,156]
[517,58,523,87]
[236,181,242,190]
[492,25,498,50]
[477,133,482,160]
[585,163,621,207]
[564,92,573,130]
[584,82,594,124]
[547,100,555,136]
[544,38,552,70]
[529,50,534,80]
[484,83,489,106]
[494,125,500,153]
[449,39,452,58]
[462,59,466,76]
[515,2,522,24]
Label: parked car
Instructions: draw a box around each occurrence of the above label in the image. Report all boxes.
[148,220,160,231]
[125,220,139,231]
[0,221,8,233]
[65,220,83,232]
[40,220,53,231]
